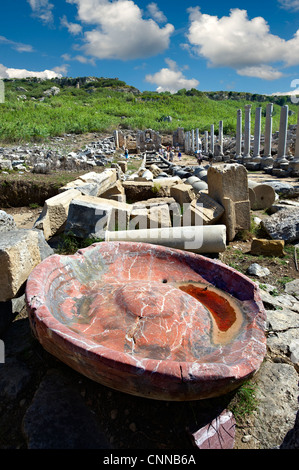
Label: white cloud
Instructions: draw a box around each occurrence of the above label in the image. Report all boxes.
[278,0,299,11]
[237,65,284,80]
[146,2,167,23]
[0,36,34,53]
[145,58,199,93]
[271,89,299,96]
[0,64,61,79]
[66,0,174,60]
[61,53,95,65]
[27,0,54,24]
[186,7,299,79]
[60,15,82,35]
[52,64,69,75]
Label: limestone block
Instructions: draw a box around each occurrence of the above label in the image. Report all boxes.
[129,207,149,230]
[59,180,99,197]
[170,183,196,206]
[208,164,251,241]
[182,194,225,227]
[250,238,285,257]
[0,229,53,302]
[0,210,16,233]
[99,180,125,200]
[78,169,117,196]
[148,204,172,228]
[65,198,113,239]
[66,194,132,237]
[34,189,81,240]
[208,163,249,202]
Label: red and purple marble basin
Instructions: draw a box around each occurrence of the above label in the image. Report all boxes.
[25,241,267,401]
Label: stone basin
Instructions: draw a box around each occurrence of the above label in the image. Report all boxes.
[25,241,267,401]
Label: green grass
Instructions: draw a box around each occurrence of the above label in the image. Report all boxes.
[228,380,260,424]
[56,231,103,255]
[0,77,298,143]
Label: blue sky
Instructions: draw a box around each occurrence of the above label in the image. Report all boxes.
[0,0,299,96]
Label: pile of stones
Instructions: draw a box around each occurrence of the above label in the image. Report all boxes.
[0,136,121,175]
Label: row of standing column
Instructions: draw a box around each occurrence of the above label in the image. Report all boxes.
[236,103,296,170]
[184,122,222,156]
[183,104,299,174]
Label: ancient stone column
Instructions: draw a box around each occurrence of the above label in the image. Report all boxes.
[261,103,274,169]
[191,129,195,153]
[243,105,252,161]
[210,124,215,155]
[185,132,190,153]
[204,131,209,154]
[196,128,199,151]
[275,105,289,168]
[236,109,242,160]
[219,121,223,155]
[253,107,262,162]
[113,130,119,149]
[289,109,299,175]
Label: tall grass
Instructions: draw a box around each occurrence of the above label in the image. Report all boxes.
[0,78,297,143]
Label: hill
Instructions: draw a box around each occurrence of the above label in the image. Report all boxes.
[0,76,297,143]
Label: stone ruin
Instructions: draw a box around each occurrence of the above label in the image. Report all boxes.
[113,129,162,154]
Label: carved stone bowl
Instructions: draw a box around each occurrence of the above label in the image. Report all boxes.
[26,241,267,401]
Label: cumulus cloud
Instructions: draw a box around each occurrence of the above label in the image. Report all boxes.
[146,2,167,23]
[145,58,199,93]
[237,65,284,80]
[0,36,34,53]
[27,0,54,24]
[0,64,61,79]
[186,7,299,79]
[66,0,174,60]
[60,15,82,34]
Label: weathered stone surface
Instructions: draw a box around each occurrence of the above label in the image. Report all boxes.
[183,194,224,226]
[34,188,81,240]
[208,164,251,241]
[285,279,299,299]
[0,210,16,233]
[261,208,299,242]
[0,229,53,302]
[250,238,285,257]
[251,361,298,449]
[22,369,110,449]
[170,183,196,206]
[26,241,266,401]
[260,289,299,313]
[65,194,132,237]
[99,180,125,200]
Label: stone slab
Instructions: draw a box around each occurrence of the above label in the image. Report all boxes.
[34,188,81,240]
[250,238,285,257]
[0,229,53,302]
